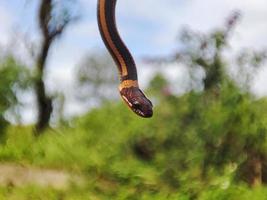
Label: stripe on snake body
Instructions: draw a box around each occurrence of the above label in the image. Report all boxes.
[97,0,138,81]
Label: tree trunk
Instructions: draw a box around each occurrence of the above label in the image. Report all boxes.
[248,154,262,187]
[34,0,74,134]
[34,24,53,133]
[236,152,263,187]
[35,78,52,133]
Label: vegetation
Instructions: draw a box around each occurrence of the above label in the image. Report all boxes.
[0,4,267,200]
[35,0,78,133]
[1,87,267,199]
[0,56,30,138]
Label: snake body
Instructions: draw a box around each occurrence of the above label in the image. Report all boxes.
[97,0,153,118]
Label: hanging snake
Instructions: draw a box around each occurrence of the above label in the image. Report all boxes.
[97,0,153,118]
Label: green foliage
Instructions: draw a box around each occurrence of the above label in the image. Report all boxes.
[147,73,169,98]
[1,80,267,199]
[199,185,267,200]
[0,84,267,200]
[0,11,267,200]
[0,56,31,140]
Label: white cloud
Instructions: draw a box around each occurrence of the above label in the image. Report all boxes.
[116,0,267,47]
[116,0,267,96]
[1,0,267,123]
[70,20,99,39]
[0,4,13,45]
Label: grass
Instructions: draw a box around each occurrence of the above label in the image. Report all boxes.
[0,103,267,199]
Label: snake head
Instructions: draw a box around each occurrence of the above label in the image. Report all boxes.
[120,87,153,118]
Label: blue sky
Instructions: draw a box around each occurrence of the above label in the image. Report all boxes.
[2,0,267,66]
[1,0,267,123]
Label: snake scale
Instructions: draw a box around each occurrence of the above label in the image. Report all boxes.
[97,0,153,118]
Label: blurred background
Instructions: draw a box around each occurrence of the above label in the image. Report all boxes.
[0,0,267,199]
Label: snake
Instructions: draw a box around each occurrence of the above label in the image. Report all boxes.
[97,0,153,118]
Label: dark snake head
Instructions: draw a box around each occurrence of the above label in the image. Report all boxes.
[120,87,153,118]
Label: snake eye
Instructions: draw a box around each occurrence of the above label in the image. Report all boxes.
[132,101,141,109]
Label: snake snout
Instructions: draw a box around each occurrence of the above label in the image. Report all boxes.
[132,99,153,118]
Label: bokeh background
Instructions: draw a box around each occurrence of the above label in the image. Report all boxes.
[0,0,267,199]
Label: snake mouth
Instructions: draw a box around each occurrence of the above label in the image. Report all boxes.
[137,109,153,118]
[132,107,146,117]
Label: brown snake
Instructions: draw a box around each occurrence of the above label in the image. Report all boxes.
[97,0,153,118]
